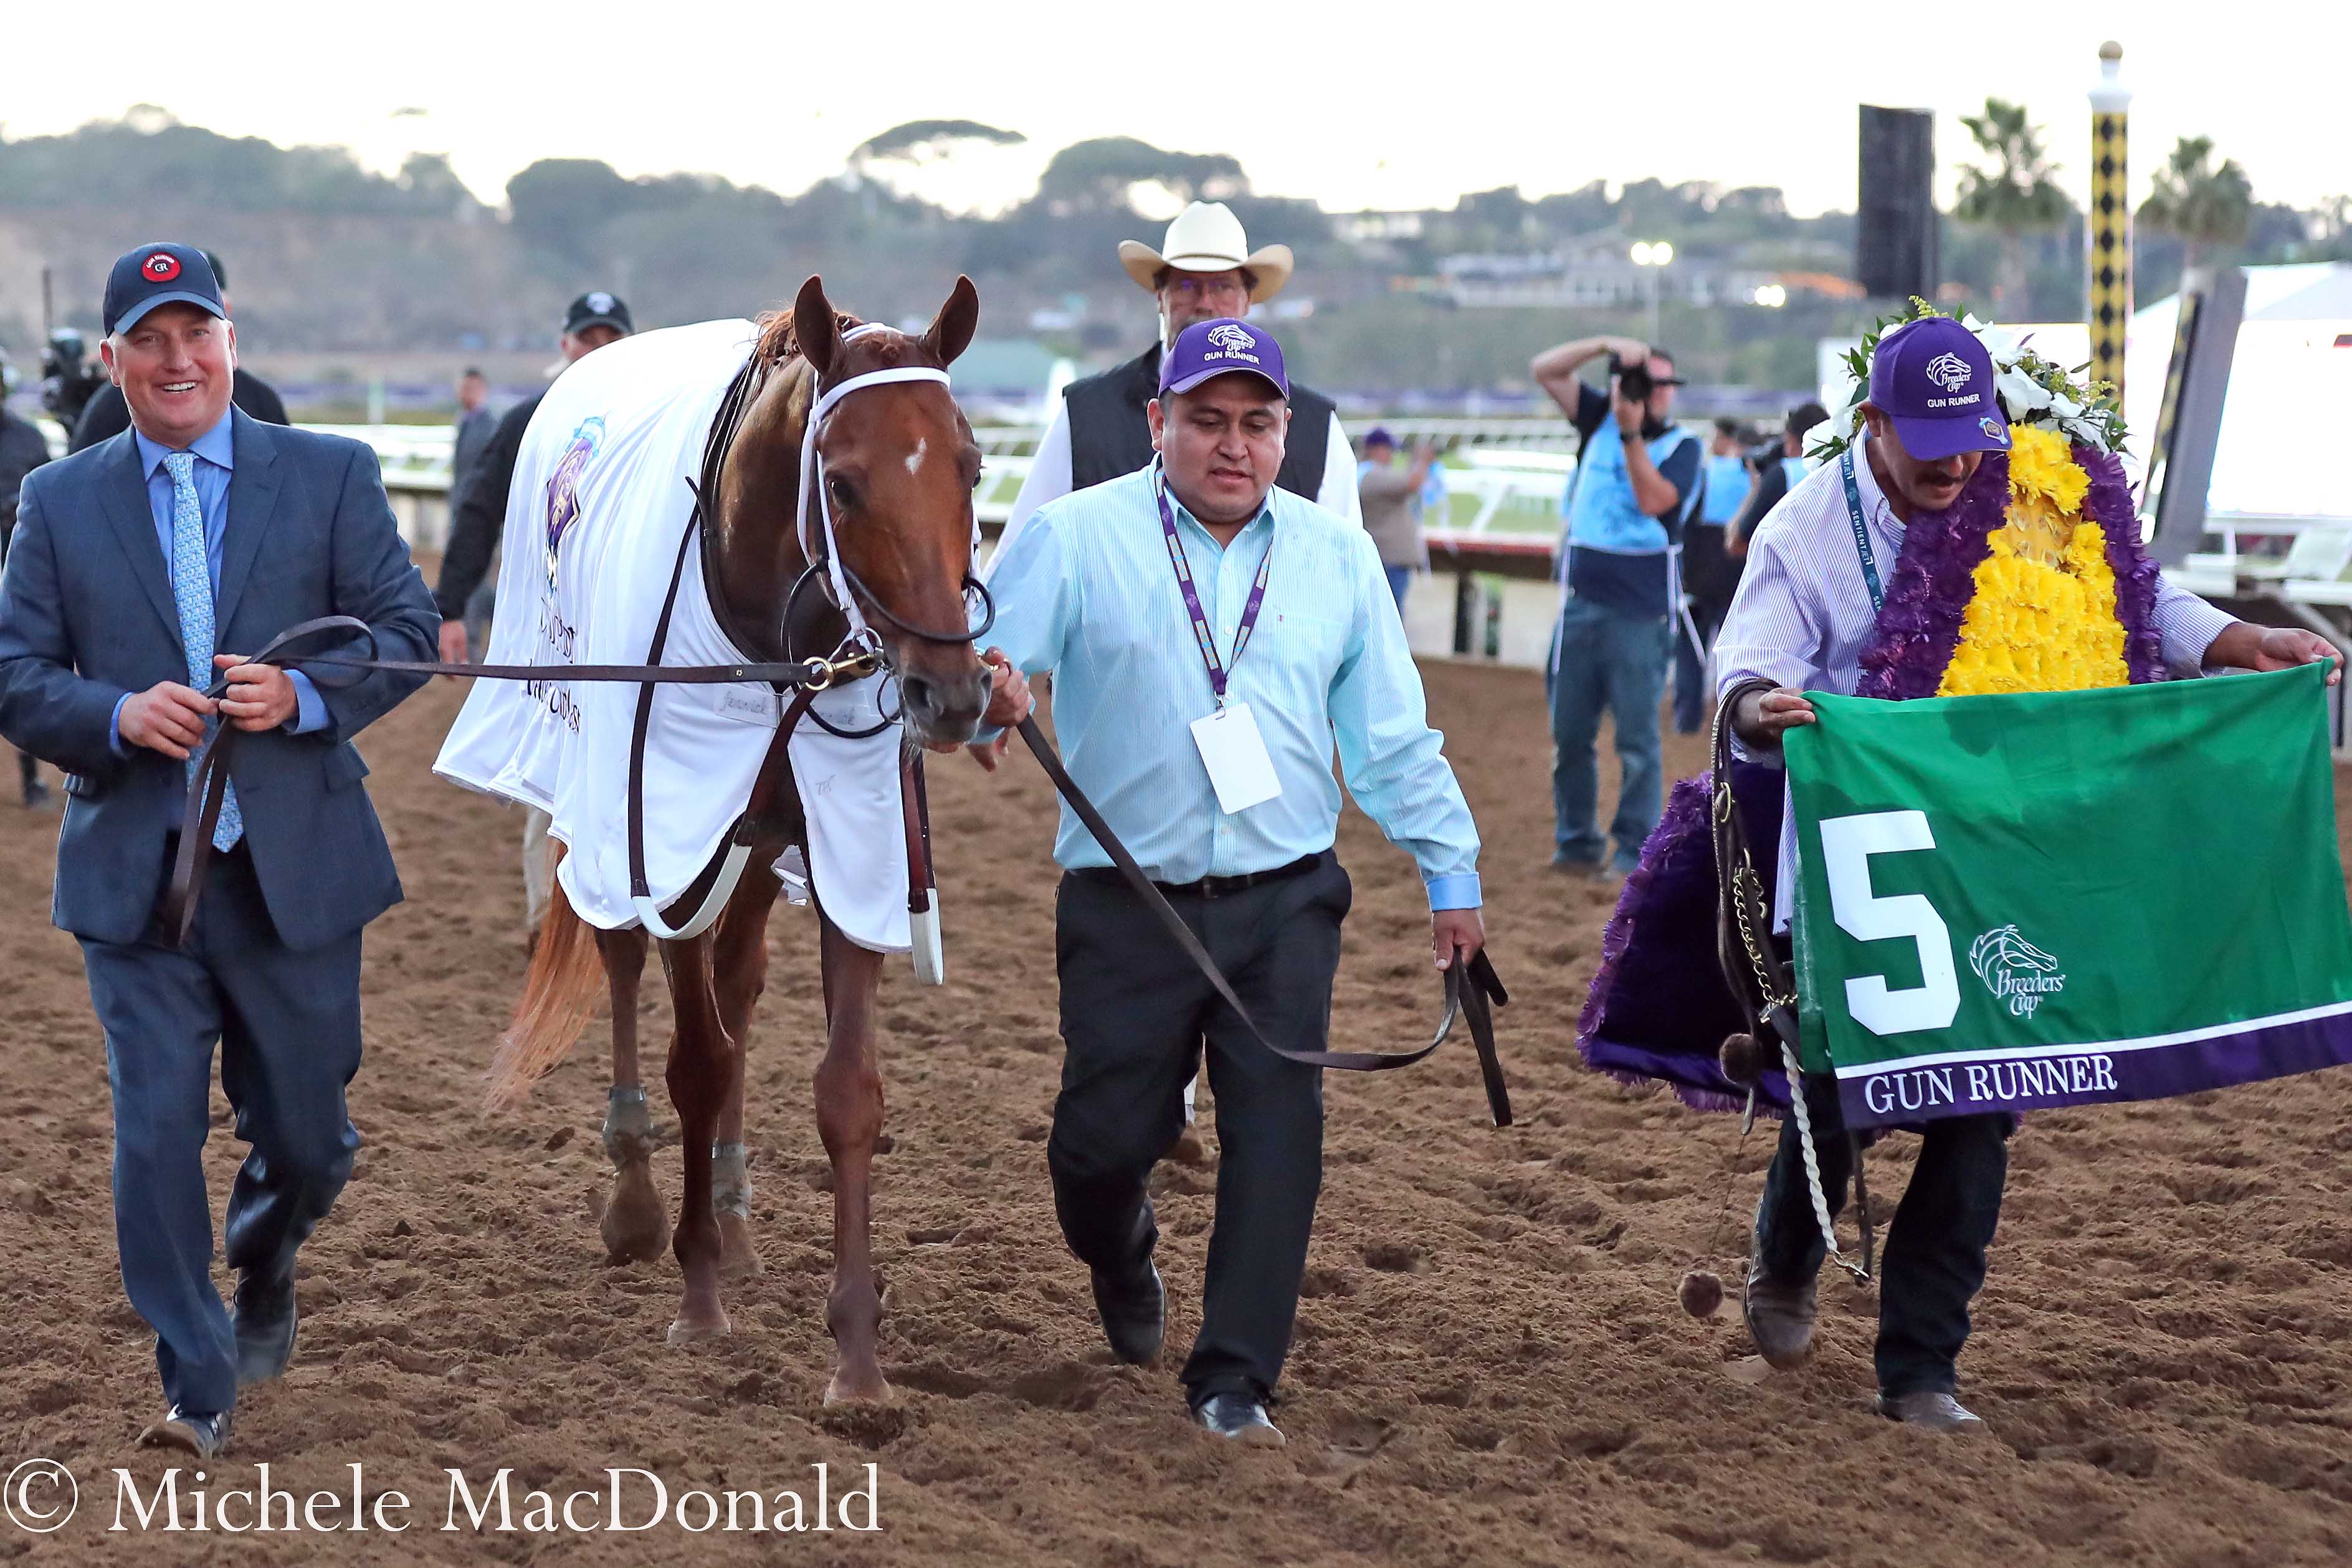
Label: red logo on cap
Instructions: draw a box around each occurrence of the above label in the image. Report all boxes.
[142,252,181,282]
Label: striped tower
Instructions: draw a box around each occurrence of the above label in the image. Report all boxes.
[2087,41,2133,399]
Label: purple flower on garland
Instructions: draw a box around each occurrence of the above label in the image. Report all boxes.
[1854,453,2008,701]
[1852,444,2167,698]
[2080,444,2168,684]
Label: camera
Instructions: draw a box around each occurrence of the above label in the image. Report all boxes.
[1745,438,1784,473]
[1609,354,1653,405]
[40,329,108,432]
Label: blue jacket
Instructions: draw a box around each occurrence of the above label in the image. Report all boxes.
[0,411,438,949]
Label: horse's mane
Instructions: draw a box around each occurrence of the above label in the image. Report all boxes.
[753,306,869,366]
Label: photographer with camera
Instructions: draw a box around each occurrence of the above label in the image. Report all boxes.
[40,330,110,437]
[1,350,52,807]
[1725,400,1830,558]
[1531,334,1700,882]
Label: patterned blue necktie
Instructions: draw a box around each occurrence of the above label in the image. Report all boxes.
[162,450,241,851]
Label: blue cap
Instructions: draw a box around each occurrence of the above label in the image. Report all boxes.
[1159,318,1288,399]
[1362,425,1396,449]
[103,244,226,338]
[1868,316,2010,461]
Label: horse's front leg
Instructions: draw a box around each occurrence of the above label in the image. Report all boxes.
[816,915,888,1404]
[660,932,735,1343]
[712,870,779,1280]
[596,927,669,1264]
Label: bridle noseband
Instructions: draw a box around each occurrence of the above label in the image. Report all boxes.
[793,330,995,655]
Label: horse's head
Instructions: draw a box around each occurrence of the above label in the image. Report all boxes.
[789,274,989,746]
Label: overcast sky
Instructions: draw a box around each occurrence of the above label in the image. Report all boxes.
[11,2,2346,222]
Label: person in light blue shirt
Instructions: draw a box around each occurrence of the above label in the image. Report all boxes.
[115,415,334,751]
[968,318,1485,1450]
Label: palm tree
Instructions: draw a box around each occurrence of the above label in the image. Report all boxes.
[2139,136,2254,271]
[1954,98,2073,311]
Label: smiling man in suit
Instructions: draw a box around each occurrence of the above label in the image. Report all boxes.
[0,244,438,1459]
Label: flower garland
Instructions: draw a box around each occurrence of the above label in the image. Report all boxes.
[1811,299,2128,459]
[1937,426,2130,696]
[1852,439,2166,701]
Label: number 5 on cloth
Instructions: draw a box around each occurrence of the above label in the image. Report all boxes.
[1189,701,1282,814]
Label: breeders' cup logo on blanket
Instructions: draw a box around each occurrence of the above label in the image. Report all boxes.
[542,416,606,592]
[1926,351,1974,392]
[1969,924,2065,1018]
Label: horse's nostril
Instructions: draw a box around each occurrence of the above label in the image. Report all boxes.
[900,674,937,715]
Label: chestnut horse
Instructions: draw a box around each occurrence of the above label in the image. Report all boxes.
[491,275,989,1403]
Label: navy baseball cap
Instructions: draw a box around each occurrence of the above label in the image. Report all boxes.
[1868,316,2011,461]
[564,290,632,336]
[103,244,226,337]
[1160,318,1288,399]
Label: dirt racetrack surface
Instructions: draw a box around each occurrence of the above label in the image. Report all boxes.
[4,655,2352,1566]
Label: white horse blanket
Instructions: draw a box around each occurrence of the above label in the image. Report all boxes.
[434,320,911,953]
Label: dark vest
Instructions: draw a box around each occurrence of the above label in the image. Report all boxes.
[1064,343,1336,503]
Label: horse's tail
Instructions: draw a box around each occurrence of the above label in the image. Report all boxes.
[485,868,606,1109]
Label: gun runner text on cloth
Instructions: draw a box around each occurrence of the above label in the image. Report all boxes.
[1786,663,2352,1129]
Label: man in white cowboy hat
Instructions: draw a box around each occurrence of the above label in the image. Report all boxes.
[999,201,1359,556]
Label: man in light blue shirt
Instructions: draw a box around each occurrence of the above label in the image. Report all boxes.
[115,415,333,751]
[970,318,1486,1448]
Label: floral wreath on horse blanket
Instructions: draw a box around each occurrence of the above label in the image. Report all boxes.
[1576,301,2165,1113]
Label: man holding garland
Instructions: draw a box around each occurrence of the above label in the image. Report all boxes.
[1711,311,2334,1432]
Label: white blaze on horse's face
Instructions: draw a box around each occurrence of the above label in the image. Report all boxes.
[905,437,926,477]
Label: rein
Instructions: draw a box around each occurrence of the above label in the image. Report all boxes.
[159,329,1513,1118]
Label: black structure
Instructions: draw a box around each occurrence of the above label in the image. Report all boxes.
[1857,107,1939,302]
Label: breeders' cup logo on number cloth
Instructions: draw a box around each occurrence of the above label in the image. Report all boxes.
[1926,351,1974,392]
[1969,924,2065,1018]
[541,416,606,592]
[1204,323,1261,361]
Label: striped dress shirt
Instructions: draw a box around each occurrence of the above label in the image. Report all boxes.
[1715,434,2239,923]
[982,464,1481,908]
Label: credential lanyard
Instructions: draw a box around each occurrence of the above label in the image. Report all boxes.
[1155,468,1273,706]
[1837,448,1885,614]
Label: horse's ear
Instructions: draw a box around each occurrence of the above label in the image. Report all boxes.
[794,275,839,379]
[920,275,980,368]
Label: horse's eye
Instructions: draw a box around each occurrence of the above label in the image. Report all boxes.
[827,476,855,513]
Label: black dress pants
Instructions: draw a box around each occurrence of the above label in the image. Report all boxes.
[1047,857,1349,1408]
[1756,1073,2012,1397]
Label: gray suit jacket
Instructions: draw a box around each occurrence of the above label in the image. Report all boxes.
[0,410,439,950]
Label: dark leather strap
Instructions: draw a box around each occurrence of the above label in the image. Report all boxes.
[1015,715,1511,1124]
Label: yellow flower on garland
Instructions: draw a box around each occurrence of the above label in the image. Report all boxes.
[1938,428,2130,697]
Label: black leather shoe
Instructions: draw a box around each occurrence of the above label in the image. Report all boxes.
[140,1406,232,1459]
[1089,1258,1164,1366]
[1194,1393,1285,1448]
[233,1274,297,1389]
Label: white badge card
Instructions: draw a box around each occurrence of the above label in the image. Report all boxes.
[1189,702,1283,815]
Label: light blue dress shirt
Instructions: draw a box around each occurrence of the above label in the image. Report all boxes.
[982,464,1480,910]
[110,413,325,752]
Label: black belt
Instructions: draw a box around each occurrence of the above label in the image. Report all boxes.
[1071,851,1323,901]
[1021,716,1512,1125]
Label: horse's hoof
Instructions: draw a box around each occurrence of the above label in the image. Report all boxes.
[822,1368,893,1406]
[665,1313,732,1346]
[601,1162,670,1264]
[716,1211,764,1279]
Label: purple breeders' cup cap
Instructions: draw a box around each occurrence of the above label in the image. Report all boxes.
[1868,316,2012,462]
[1160,318,1288,399]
